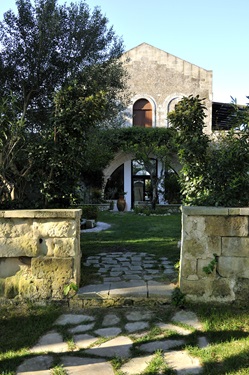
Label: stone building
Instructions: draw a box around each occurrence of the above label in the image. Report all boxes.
[102,43,220,210]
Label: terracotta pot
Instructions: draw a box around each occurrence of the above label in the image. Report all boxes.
[117,195,126,211]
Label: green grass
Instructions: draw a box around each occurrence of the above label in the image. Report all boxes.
[81,211,181,261]
[0,303,62,374]
[189,304,249,375]
[80,210,181,286]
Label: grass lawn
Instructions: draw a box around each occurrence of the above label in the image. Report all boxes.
[1,211,249,374]
[80,210,182,286]
[0,303,62,374]
[81,211,182,261]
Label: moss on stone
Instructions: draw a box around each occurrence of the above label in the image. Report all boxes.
[1,270,35,299]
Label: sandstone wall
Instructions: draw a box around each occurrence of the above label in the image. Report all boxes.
[180,206,249,306]
[0,209,82,300]
[121,43,213,133]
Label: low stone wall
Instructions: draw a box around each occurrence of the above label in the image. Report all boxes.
[134,202,181,213]
[0,209,82,300]
[180,206,249,306]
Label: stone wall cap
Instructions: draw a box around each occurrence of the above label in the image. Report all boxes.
[3,209,82,219]
[182,206,249,216]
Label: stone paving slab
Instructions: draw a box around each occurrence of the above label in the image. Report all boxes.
[73,333,98,349]
[69,322,95,334]
[147,280,175,297]
[198,336,209,348]
[94,327,122,337]
[125,321,149,333]
[79,250,178,305]
[16,355,53,375]
[85,335,133,358]
[172,310,203,330]
[120,354,155,375]
[164,350,203,374]
[14,246,207,375]
[102,313,120,326]
[82,251,176,281]
[108,281,148,297]
[30,331,68,353]
[61,356,115,374]
[139,338,185,353]
[16,306,207,375]
[77,283,111,298]
[54,313,95,325]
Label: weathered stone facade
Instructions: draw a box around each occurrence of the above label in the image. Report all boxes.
[120,43,213,133]
[103,43,213,210]
[180,206,249,306]
[0,209,82,300]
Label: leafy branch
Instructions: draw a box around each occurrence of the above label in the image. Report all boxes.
[203,253,218,275]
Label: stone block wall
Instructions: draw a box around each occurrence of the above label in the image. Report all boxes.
[0,209,82,300]
[121,43,213,133]
[180,206,249,305]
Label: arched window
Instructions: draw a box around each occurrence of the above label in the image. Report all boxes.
[168,97,181,113]
[133,99,152,127]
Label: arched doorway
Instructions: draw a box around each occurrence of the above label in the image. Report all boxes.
[132,159,157,207]
[104,164,124,200]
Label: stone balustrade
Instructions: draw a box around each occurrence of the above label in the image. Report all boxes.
[180,206,249,306]
[0,209,82,300]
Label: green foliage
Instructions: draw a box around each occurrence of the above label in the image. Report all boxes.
[204,130,249,206]
[81,205,99,220]
[143,350,172,374]
[63,282,78,298]
[0,0,126,207]
[168,95,249,207]
[51,365,68,375]
[0,0,124,131]
[133,205,179,216]
[203,254,218,275]
[134,205,152,216]
[0,94,43,207]
[171,287,185,307]
[163,170,181,203]
[110,127,177,209]
[168,95,210,206]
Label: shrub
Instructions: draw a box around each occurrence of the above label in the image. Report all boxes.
[81,205,99,221]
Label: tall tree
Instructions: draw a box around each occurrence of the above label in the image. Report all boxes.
[0,0,124,130]
[168,95,249,207]
[45,62,127,206]
[168,95,210,205]
[0,0,127,207]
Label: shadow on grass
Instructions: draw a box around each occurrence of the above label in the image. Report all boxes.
[202,348,249,374]
[0,304,62,373]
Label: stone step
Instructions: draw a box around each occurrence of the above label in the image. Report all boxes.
[76,280,175,307]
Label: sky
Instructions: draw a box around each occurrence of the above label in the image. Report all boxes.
[0,0,248,105]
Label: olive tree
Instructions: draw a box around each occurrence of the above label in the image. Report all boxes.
[0,0,127,207]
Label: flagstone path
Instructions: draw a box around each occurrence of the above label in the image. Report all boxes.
[16,308,207,375]
[16,223,207,374]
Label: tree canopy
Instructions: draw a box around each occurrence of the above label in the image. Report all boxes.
[0,0,128,207]
[0,0,124,130]
[168,95,249,206]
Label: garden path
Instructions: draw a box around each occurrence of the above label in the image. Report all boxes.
[16,223,207,374]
